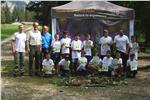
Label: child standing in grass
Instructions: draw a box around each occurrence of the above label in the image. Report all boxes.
[83,33,93,62]
[127,54,138,78]
[42,53,55,77]
[51,34,61,74]
[102,50,113,77]
[71,34,83,73]
[111,52,123,77]
[76,50,88,76]
[58,55,71,76]
[129,35,139,60]
[87,49,102,76]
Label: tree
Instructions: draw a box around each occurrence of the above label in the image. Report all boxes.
[112,1,150,43]
[26,1,70,31]
[4,3,12,23]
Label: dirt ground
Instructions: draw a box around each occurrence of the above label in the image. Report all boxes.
[1,42,150,100]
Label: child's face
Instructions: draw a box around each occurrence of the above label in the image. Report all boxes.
[104,31,108,37]
[75,35,80,40]
[116,53,120,59]
[46,54,50,59]
[81,52,85,57]
[107,52,111,57]
[130,55,134,60]
[94,52,99,56]
[86,35,90,40]
[55,35,59,40]
[65,57,69,61]
[131,37,136,42]
[64,34,68,38]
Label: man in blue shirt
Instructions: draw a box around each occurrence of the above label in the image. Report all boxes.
[41,25,52,65]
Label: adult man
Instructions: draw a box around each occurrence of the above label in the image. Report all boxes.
[41,25,52,56]
[99,29,113,59]
[114,29,130,75]
[27,22,42,76]
[11,24,27,77]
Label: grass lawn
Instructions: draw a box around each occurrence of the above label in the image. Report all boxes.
[1,24,31,40]
[1,58,150,100]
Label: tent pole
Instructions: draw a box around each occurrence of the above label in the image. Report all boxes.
[52,18,57,39]
[129,19,134,40]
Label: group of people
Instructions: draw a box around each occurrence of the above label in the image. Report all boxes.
[11,22,139,78]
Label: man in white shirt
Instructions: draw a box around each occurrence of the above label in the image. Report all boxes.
[71,34,83,73]
[11,24,27,76]
[99,30,113,59]
[27,22,42,76]
[114,29,130,75]
[60,31,71,59]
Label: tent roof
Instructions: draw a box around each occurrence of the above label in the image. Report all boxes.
[51,1,134,19]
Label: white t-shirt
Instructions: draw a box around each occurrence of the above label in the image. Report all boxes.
[71,40,83,59]
[102,56,113,71]
[99,36,113,55]
[77,57,87,71]
[129,42,139,60]
[42,59,54,74]
[83,40,93,56]
[127,59,138,71]
[51,40,61,53]
[114,35,129,53]
[12,32,27,52]
[89,56,102,67]
[60,37,71,54]
[28,30,42,45]
[111,58,122,69]
[59,59,70,70]
[129,42,139,53]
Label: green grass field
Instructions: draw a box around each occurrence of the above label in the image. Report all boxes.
[1,24,31,40]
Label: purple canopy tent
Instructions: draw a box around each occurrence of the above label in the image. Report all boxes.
[51,1,134,48]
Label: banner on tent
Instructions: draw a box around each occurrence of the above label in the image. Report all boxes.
[55,18,129,49]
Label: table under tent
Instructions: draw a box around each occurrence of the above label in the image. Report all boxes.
[51,1,135,48]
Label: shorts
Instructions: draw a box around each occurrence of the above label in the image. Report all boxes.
[52,52,60,64]
[72,58,78,63]
[100,55,106,59]
[85,55,92,62]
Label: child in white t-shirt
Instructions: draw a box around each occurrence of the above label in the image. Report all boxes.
[99,30,113,59]
[58,55,71,76]
[129,35,139,60]
[71,34,83,73]
[111,52,123,77]
[102,50,113,76]
[42,53,54,76]
[51,34,61,74]
[127,54,138,78]
[87,49,102,76]
[60,31,71,58]
[83,34,93,62]
[76,50,88,75]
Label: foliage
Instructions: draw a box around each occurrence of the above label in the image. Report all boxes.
[26,1,70,31]
[1,24,30,40]
[49,76,128,87]
[111,1,150,43]
[1,2,36,24]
